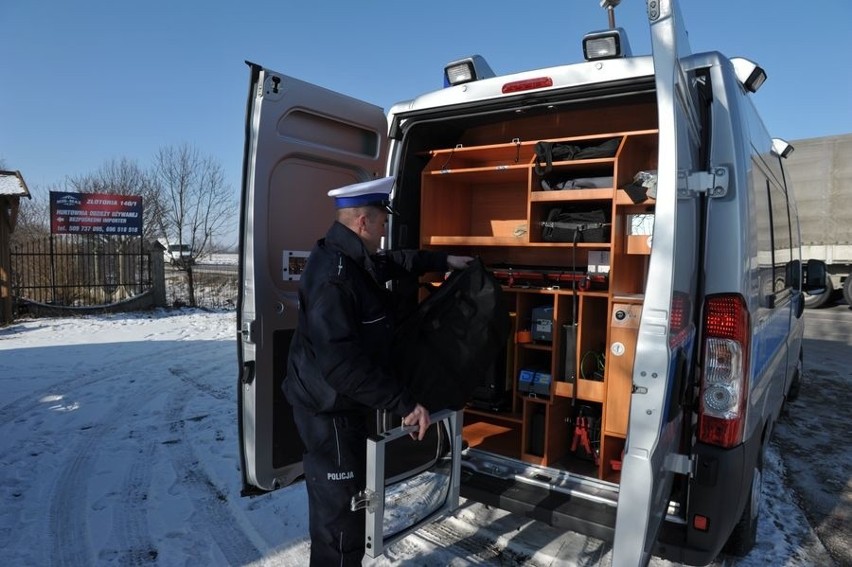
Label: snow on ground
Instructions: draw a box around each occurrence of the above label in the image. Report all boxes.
[0,310,834,566]
[196,253,238,265]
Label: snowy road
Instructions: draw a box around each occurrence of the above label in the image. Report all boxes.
[0,309,840,566]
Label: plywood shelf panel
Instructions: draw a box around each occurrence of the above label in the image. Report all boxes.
[530,188,615,202]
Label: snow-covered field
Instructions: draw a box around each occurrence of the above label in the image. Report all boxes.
[0,310,835,566]
[196,253,238,266]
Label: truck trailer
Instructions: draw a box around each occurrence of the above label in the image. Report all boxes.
[236,1,827,565]
[786,134,852,307]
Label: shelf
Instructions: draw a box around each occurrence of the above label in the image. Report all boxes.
[530,188,615,202]
[626,234,652,255]
[425,236,611,248]
[424,164,529,181]
[615,189,656,205]
[464,408,523,424]
[463,419,522,460]
[426,141,537,163]
[553,379,605,402]
[519,343,552,352]
[612,293,645,303]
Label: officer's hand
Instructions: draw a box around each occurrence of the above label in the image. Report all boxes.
[403,404,431,441]
[447,255,474,270]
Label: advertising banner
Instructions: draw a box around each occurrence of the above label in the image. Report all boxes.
[50,191,143,235]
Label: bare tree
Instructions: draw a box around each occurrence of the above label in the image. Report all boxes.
[9,185,50,245]
[151,144,236,306]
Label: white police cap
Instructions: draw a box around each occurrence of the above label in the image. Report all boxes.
[328,176,395,212]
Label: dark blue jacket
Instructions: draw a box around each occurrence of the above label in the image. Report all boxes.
[282,221,448,416]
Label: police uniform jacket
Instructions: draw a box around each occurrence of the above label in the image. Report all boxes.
[283,221,448,416]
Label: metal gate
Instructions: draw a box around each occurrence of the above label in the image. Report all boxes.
[10,234,152,307]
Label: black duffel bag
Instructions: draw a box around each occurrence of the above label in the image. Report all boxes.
[541,208,611,243]
[534,137,621,175]
[392,258,511,412]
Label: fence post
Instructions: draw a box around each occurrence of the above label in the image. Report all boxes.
[49,234,57,304]
[149,244,167,308]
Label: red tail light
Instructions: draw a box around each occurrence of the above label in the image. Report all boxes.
[698,294,750,448]
[501,77,553,94]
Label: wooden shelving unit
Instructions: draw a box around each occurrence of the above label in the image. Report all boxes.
[419,128,659,482]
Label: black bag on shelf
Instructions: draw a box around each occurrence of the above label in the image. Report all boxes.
[540,208,611,243]
[533,137,621,175]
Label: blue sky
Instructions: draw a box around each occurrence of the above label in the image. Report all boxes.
[3,0,850,244]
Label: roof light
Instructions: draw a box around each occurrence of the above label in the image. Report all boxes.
[443,55,495,87]
[731,57,766,93]
[771,138,794,159]
[582,28,631,61]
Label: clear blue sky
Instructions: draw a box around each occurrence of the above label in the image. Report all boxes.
[3,0,850,243]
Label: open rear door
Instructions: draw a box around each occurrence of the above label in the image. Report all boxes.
[237,63,388,493]
[612,1,703,564]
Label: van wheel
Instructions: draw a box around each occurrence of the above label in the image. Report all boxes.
[843,276,852,307]
[804,276,834,308]
[724,449,763,556]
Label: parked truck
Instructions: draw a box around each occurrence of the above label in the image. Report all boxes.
[787,134,852,307]
[236,1,827,565]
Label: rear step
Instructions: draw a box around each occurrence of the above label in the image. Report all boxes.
[459,449,620,543]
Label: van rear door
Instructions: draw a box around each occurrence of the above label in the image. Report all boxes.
[237,63,388,493]
[238,64,465,554]
[612,1,703,564]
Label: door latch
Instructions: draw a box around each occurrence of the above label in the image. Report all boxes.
[666,452,695,477]
[241,320,256,344]
[351,488,377,513]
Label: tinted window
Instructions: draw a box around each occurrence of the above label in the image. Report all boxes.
[755,178,774,299]
[756,172,794,301]
[769,182,792,291]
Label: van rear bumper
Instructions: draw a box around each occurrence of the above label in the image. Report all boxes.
[655,434,760,565]
[461,433,760,566]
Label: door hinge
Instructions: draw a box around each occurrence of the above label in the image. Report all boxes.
[241,320,256,344]
[678,166,729,198]
[351,488,377,512]
[666,453,695,477]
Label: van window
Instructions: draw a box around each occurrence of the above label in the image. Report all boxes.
[756,173,794,298]
[768,181,793,291]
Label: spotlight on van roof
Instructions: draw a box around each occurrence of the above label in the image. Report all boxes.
[582,28,631,61]
[771,138,795,159]
[731,57,767,93]
[443,55,496,87]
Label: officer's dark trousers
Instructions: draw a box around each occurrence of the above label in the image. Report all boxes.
[292,406,368,567]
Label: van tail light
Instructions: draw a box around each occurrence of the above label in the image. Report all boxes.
[698,294,750,448]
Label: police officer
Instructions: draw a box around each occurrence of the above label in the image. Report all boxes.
[282,176,472,566]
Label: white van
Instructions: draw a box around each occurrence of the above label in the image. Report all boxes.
[236,1,827,564]
[158,239,194,266]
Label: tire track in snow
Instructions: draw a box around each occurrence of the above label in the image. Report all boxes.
[0,342,191,430]
[108,436,160,565]
[103,347,236,564]
[161,382,263,565]
[44,339,230,566]
[48,392,138,567]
